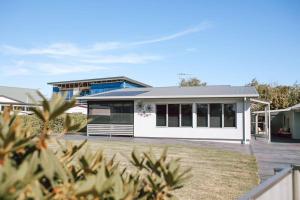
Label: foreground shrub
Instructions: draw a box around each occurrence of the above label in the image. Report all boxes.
[0,92,190,199]
[20,113,87,135]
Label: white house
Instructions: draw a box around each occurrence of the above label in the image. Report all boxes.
[66,104,88,115]
[0,86,41,114]
[78,85,259,144]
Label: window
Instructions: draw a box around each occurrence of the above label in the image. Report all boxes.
[13,106,25,111]
[224,104,236,127]
[197,104,208,127]
[111,102,133,124]
[1,106,9,111]
[88,101,134,124]
[168,104,180,127]
[181,104,192,127]
[210,104,222,127]
[156,105,167,126]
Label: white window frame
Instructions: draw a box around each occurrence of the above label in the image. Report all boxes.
[156,102,237,129]
[196,103,209,128]
[156,103,193,128]
[180,104,193,127]
[196,103,237,129]
[155,104,167,127]
[209,103,223,128]
[223,103,237,128]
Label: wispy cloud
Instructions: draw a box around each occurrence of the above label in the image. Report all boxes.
[131,22,211,46]
[1,43,81,56]
[185,48,197,52]
[80,54,162,64]
[3,67,31,76]
[36,63,108,75]
[0,22,211,57]
[1,61,109,76]
[0,22,212,75]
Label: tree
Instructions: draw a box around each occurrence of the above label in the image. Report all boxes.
[180,77,207,87]
[247,79,300,110]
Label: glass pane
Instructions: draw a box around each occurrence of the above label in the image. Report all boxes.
[88,101,133,124]
[168,104,179,127]
[210,104,222,127]
[197,104,208,127]
[181,104,192,127]
[156,105,167,126]
[224,104,236,127]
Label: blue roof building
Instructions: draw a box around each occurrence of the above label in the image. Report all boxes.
[48,76,151,100]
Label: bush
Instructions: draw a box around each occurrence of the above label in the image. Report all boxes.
[20,113,87,135]
[0,93,190,199]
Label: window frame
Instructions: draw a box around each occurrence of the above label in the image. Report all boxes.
[155,102,237,129]
[167,104,180,127]
[196,103,209,128]
[180,104,193,127]
[88,101,134,125]
[223,103,237,128]
[156,104,167,127]
[195,103,237,129]
[209,103,223,128]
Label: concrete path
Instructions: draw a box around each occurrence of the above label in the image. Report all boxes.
[62,134,300,182]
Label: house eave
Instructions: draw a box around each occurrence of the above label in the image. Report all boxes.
[78,94,259,101]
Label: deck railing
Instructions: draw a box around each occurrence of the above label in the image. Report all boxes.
[240,165,300,200]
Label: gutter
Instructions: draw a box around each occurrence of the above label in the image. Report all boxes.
[77,94,260,100]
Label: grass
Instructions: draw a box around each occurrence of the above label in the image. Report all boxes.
[50,138,259,200]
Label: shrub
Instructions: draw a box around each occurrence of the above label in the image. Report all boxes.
[0,92,190,199]
[20,114,87,135]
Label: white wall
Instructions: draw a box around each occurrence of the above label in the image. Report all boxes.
[134,98,251,143]
[66,105,87,115]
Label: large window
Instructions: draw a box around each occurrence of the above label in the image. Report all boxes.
[156,105,167,126]
[224,104,236,127]
[210,104,222,128]
[156,103,237,128]
[181,104,192,127]
[88,101,134,124]
[197,104,208,127]
[168,104,180,127]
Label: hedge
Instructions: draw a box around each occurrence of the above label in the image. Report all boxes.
[19,113,87,134]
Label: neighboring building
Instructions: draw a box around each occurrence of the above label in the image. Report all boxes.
[253,103,300,139]
[65,104,88,115]
[48,76,151,100]
[78,85,259,144]
[0,86,41,113]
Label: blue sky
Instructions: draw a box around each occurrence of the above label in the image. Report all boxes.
[0,0,299,96]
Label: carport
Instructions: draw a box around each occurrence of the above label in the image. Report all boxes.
[250,99,271,143]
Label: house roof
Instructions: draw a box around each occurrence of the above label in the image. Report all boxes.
[47,76,151,87]
[0,86,41,104]
[292,103,300,110]
[78,85,259,100]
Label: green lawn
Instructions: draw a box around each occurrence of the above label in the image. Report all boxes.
[51,139,259,200]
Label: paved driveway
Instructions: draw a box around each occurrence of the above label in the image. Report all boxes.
[250,137,300,181]
[62,134,300,182]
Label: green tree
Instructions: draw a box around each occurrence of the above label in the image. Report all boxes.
[247,79,300,110]
[179,77,207,87]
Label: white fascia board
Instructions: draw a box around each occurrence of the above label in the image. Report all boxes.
[78,94,259,100]
[252,107,292,114]
[250,98,270,105]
